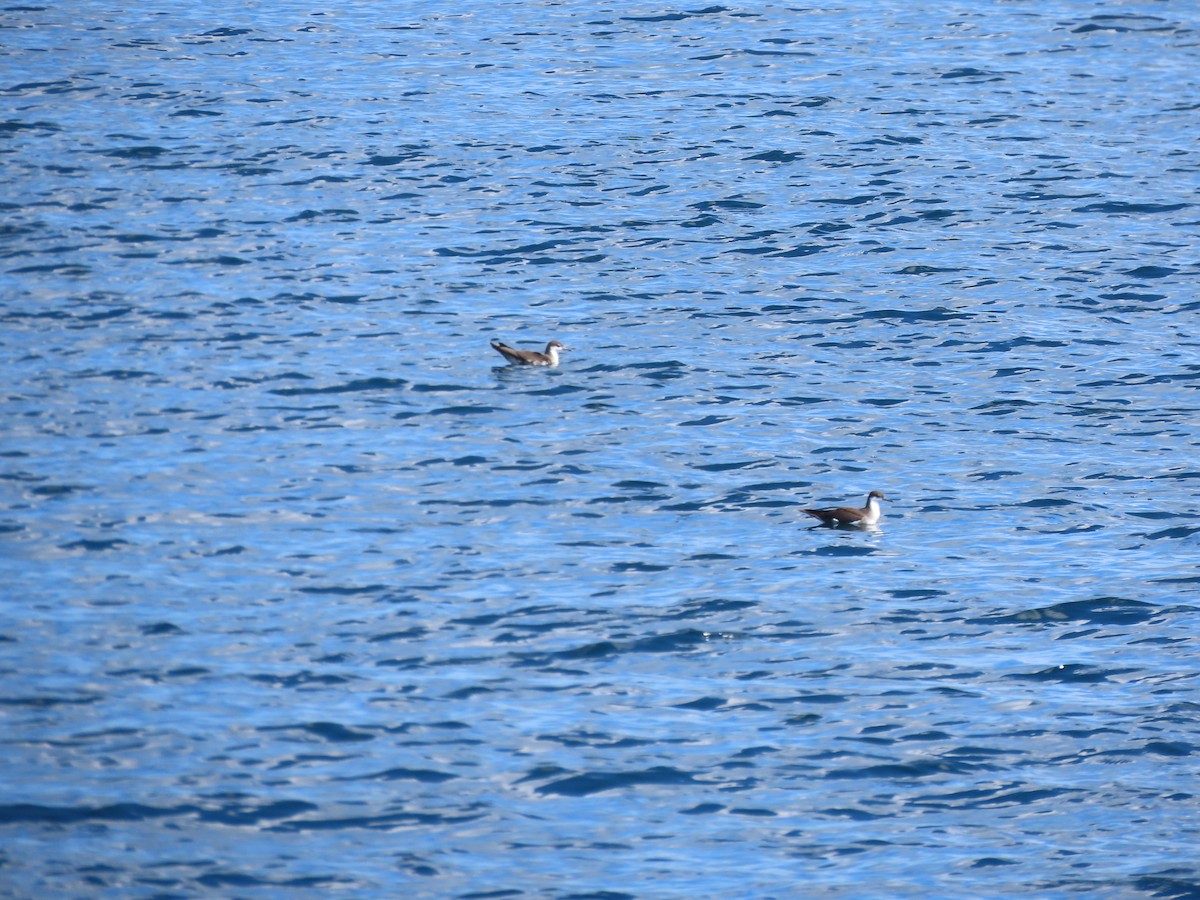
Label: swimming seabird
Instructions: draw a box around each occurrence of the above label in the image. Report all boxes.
[490,339,567,367]
[802,490,889,527]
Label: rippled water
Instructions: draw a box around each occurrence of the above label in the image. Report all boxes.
[2,2,1199,897]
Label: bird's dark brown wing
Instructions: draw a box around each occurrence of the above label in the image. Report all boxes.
[803,505,864,525]
[491,341,543,364]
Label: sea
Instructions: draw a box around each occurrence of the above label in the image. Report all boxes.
[1,2,1198,897]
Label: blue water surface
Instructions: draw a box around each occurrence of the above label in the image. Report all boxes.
[2,2,1199,897]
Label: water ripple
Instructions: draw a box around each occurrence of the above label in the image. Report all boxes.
[2,1,1198,897]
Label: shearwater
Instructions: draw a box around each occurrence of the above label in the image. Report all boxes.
[802,490,889,527]
[490,339,568,366]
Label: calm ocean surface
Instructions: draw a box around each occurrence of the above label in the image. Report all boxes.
[2,2,1199,897]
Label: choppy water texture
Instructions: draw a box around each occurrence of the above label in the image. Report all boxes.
[2,2,1199,897]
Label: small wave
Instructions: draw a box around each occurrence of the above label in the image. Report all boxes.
[59,538,131,552]
[0,802,193,824]
[610,561,670,573]
[1130,873,1200,900]
[1143,525,1200,540]
[553,641,620,661]
[1073,201,1189,214]
[198,800,318,825]
[428,405,507,416]
[534,765,700,796]
[911,786,1082,810]
[297,584,388,596]
[343,767,457,784]
[971,597,1171,626]
[680,802,725,815]
[249,672,356,688]
[859,307,969,324]
[674,696,727,710]
[1007,664,1135,684]
[269,377,407,396]
[1123,265,1179,279]
[941,67,1005,80]
[267,808,486,832]
[826,757,982,779]
[28,483,90,497]
[627,629,709,653]
[258,722,375,743]
[803,544,877,557]
[0,695,101,708]
[691,459,769,472]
